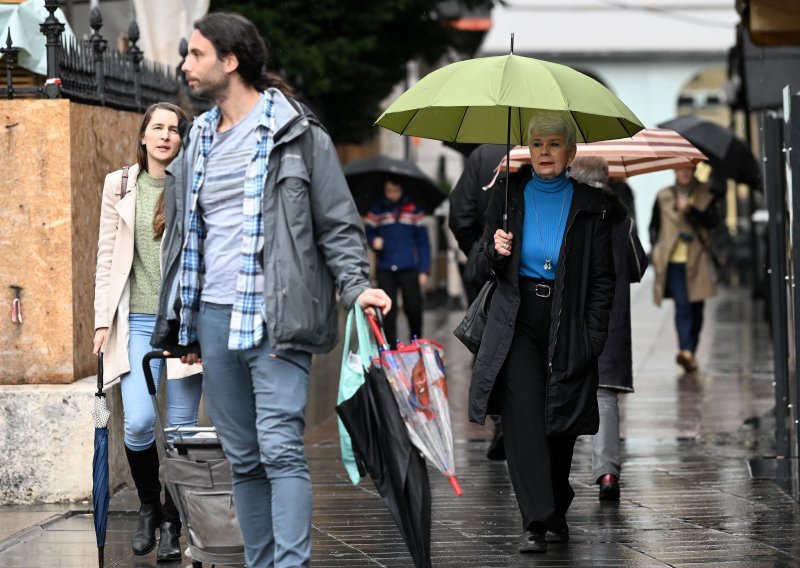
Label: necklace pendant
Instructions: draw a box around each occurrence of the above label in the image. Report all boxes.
[544,260,552,271]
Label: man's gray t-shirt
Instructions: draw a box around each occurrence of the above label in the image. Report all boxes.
[198,96,263,304]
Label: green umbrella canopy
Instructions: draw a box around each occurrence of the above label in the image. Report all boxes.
[376,54,644,145]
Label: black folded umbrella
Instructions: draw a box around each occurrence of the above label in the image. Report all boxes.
[336,361,432,568]
[343,155,446,215]
[657,116,761,191]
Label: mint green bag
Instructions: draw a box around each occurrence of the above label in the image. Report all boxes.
[337,304,378,484]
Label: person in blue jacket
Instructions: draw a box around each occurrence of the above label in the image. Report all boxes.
[365,177,431,346]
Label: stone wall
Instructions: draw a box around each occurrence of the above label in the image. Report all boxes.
[0,100,140,384]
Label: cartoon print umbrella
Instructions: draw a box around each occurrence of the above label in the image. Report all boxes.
[374,337,463,497]
[91,353,111,568]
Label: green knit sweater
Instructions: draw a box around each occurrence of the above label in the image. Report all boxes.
[129,171,163,314]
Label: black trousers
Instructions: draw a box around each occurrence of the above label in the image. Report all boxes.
[377,269,423,346]
[493,277,577,532]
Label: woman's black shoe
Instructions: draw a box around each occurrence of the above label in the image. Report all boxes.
[156,521,182,562]
[131,503,160,555]
[519,529,547,553]
[598,474,620,501]
[486,423,505,461]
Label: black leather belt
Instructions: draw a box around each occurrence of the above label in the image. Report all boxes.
[520,276,554,298]
[534,283,552,298]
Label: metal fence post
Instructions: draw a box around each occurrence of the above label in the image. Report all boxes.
[763,110,791,461]
[87,7,107,105]
[790,91,800,497]
[1,31,20,99]
[40,0,64,98]
[127,21,143,111]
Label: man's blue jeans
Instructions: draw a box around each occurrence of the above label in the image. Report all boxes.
[197,302,312,568]
[665,263,704,353]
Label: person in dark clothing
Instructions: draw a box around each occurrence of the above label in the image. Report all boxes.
[570,157,647,502]
[449,144,506,304]
[448,144,507,460]
[469,113,620,554]
[365,177,431,346]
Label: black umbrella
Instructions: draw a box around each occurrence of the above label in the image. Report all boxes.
[343,155,446,215]
[657,116,761,190]
[336,360,432,568]
[91,353,111,567]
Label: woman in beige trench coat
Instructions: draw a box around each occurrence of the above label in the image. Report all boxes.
[649,166,719,373]
[93,102,202,563]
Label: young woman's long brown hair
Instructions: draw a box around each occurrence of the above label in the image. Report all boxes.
[137,102,190,240]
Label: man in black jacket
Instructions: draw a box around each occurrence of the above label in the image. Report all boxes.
[448,143,506,459]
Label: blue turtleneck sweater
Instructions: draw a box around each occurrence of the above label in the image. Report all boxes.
[519,172,574,280]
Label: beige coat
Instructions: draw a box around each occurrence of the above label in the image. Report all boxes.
[651,182,717,306]
[94,164,201,385]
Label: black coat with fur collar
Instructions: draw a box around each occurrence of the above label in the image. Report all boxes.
[468,166,622,436]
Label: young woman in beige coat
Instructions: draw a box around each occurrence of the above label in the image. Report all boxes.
[93,102,202,562]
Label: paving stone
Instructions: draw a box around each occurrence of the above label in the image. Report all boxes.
[2,284,800,567]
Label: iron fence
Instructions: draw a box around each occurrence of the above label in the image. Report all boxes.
[0,0,209,114]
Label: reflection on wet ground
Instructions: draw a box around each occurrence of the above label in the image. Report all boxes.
[2,280,798,567]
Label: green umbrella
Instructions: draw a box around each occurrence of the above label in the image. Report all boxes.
[376,49,644,228]
[376,54,643,145]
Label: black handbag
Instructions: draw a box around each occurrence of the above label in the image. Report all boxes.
[453,279,496,354]
[627,218,649,283]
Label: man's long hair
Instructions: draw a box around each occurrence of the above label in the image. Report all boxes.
[194,12,294,96]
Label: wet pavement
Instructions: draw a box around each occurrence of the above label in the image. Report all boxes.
[2,276,799,567]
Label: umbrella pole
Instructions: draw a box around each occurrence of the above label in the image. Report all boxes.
[503,32,514,233]
[98,546,104,567]
[503,106,511,233]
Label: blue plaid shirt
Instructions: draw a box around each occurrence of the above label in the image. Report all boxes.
[179,92,276,350]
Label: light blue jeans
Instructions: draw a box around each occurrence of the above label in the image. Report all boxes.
[197,302,312,568]
[121,313,203,450]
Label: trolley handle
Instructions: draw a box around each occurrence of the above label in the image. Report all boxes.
[142,350,169,396]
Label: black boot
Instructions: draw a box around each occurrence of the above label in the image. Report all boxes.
[125,444,162,555]
[157,489,182,562]
[157,521,181,562]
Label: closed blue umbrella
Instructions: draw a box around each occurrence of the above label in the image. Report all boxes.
[91,353,110,567]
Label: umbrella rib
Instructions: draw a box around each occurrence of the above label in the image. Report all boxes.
[401,107,422,137]
[569,110,589,143]
[453,106,469,142]
[617,116,638,138]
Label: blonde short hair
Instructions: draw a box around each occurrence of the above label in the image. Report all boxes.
[527,113,577,149]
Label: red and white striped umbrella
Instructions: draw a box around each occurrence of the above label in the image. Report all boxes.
[483,128,707,188]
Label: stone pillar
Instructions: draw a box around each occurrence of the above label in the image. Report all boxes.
[0,100,140,385]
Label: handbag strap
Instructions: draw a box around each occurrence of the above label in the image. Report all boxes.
[119,166,129,199]
[340,304,378,372]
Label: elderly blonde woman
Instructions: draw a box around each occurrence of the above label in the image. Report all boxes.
[469,113,621,553]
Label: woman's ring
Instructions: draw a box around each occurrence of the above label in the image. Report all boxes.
[502,242,509,250]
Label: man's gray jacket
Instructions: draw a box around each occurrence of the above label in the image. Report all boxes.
[152,90,370,354]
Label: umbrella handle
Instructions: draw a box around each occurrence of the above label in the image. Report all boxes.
[96,352,103,395]
[367,311,390,351]
[449,475,463,497]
